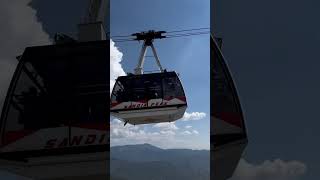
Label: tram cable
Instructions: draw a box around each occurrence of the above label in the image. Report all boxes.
[109,27,210,42]
[165,27,209,34]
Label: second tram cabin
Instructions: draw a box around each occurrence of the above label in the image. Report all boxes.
[110,71,187,125]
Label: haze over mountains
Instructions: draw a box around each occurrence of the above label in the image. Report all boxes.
[110,143,209,180]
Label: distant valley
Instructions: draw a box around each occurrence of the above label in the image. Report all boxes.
[110,144,210,180]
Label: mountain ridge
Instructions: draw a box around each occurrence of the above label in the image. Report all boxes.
[110,143,209,180]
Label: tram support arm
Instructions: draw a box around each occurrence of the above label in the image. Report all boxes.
[150,43,164,72]
[134,42,148,75]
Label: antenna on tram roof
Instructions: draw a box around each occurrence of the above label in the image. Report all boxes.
[133,30,166,75]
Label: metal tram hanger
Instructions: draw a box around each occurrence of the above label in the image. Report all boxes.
[133,30,166,75]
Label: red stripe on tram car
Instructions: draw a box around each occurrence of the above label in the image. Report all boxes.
[111,101,121,107]
[163,96,187,102]
[1,123,109,147]
[176,96,187,102]
[163,96,174,101]
[2,130,36,146]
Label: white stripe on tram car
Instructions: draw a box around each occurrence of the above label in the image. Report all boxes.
[0,127,108,152]
[110,98,187,124]
[113,106,187,124]
[111,98,186,110]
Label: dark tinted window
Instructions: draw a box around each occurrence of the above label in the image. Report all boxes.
[145,76,162,99]
[211,37,242,120]
[111,72,185,103]
[131,77,146,101]
[6,62,50,132]
[111,80,125,102]
[163,74,185,99]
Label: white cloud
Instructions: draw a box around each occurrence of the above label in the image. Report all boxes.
[110,118,176,147]
[182,112,206,121]
[110,39,126,93]
[230,159,307,180]
[110,118,141,138]
[112,118,123,124]
[151,132,160,135]
[110,117,208,149]
[192,130,199,135]
[153,122,179,131]
[181,130,199,135]
[160,130,175,135]
[0,0,51,115]
[185,125,192,129]
[181,131,192,135]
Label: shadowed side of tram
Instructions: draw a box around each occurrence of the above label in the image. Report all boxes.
[211,35,248,180]
[0,0,109,179]
[110,71,187,125]
[0,41,109,178]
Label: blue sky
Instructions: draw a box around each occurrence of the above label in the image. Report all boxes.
[110,0,210,150]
